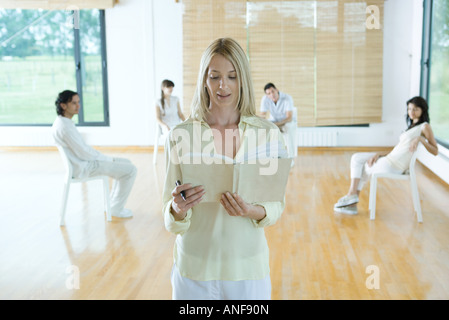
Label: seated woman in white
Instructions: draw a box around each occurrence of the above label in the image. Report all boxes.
[334,96,439,215]
[155,79,185,136]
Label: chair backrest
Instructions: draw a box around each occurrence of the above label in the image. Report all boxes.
[56,145,74,179]
[408,143,422,178]
[155,122,162,135]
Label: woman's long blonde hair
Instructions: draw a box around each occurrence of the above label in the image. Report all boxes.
[189,38,256,121]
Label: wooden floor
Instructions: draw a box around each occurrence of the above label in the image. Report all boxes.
[1,147,449,300]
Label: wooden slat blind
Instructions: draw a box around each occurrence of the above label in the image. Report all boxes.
[182,0,247,116]
[247,0,316,125]
[315,0,383,126]
[182,0,385,126]
[0,0,118,9]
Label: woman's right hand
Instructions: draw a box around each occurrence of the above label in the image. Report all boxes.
[170,183,205,221]
[367,154,380,167]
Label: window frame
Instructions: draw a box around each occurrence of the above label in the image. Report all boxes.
[0,9,110,127]
[420,0,449,149]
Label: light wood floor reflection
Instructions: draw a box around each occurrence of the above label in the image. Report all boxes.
[1,148,449,300]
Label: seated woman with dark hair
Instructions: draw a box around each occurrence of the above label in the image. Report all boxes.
[155,79,185,135]
[334,96,439,215]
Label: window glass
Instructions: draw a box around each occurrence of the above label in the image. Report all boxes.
[0,9,108,126]
[0,9,77,124]
[79,9,104,123]
[428,0,449,145]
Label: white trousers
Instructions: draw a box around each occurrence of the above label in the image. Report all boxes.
[86,157,137,215]
[280,121,297,158]
[350,152,403,191]
[171,264,272,300]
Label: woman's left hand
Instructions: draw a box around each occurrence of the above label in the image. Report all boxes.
[220,192,266,221]
[409,136,422,152]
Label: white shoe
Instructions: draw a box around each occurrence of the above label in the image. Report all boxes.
[334,205,358,215]
[112,208,133,218]
[334,194,359,208]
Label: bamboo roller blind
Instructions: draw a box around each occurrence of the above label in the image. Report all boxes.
[182,0,247,116]
[0,0,118,9]
[314,0,384,125]
[247,0,316,125]
[183,0,384,126]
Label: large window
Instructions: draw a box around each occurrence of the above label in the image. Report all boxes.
[0,8,109,126]
[421,0,449,147]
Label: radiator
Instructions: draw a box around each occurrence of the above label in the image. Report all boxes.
[297,131,338,147]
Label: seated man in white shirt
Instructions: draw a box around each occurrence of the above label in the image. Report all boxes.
[52,90,137,218]
[260,83,296,157]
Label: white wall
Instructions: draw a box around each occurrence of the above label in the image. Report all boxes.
[152,0,183,109]
[418,144,449,185]
[0,0,447,184]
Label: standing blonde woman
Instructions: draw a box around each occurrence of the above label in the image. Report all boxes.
[155,79,185,135]
[162,38,288,300]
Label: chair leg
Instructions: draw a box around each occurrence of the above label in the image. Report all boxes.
[59,181,71,226]
[284,129,297,159]
[410,176,423,223]
[293,131,298,158]
[369,176,377,220]
[103,177,112,222]
[153,131,159,165]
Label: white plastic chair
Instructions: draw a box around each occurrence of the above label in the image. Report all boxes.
[153,123,173,164]
[153,124,162,164]
[57,146,111,226]
[368,146,423,222]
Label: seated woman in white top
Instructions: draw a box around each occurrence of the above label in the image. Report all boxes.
[334,96,439,215]
[155,79,185,135]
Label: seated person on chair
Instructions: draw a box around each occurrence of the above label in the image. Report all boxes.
[52,90,137,218]
[259,83,294,133]
[334,96,438,215]
[260,83,296,159]
[155,79,185,135]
